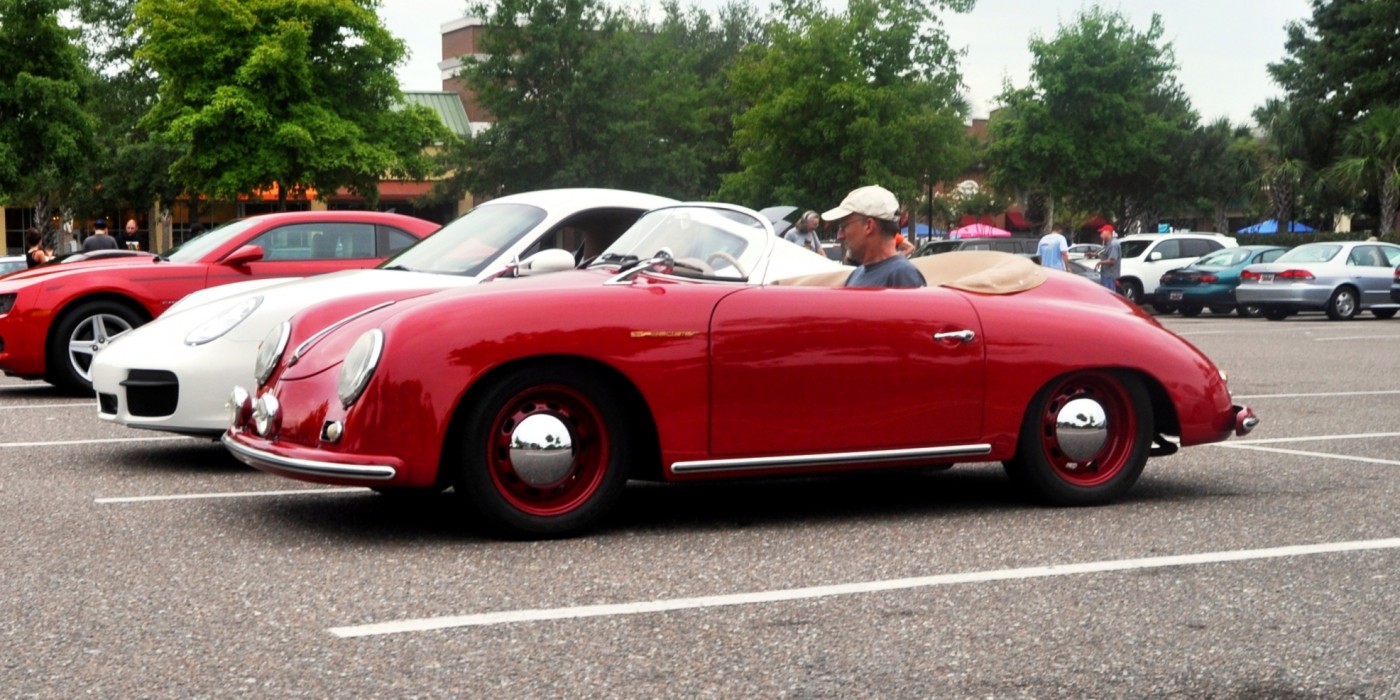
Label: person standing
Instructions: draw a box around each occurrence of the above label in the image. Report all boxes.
[1096,224,1122,293]
[784,210,822,253]
[25,228,53,267]
[821,185,925,288]
[82,218,118,252]
[121,219,140,250]
[1037,224,1071,271]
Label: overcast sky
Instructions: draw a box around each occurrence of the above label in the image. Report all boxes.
[380,0,1312,126]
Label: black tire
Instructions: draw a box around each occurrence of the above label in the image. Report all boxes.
[1237,304,1263,318]
[1002,370,1153,506]
[1372,308,1398,319]
[1325,287,1358,320]
[1209,305,1234,316]
[1262,307,1292,321]
[1120,279,1144,305]
[454,365,631,539]
[46,300,146,393]
[1179,304,1203,317]
[1152,303,1178,315]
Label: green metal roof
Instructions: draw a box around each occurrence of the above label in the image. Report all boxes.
[401,91,472,137]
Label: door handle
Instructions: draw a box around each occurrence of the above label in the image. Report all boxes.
[933,330,975,343]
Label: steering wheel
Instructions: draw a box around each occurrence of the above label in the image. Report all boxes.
[706,251,747,277]
[674,257,715,275]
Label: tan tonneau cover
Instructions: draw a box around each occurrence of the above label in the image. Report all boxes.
[774,250,1047,294]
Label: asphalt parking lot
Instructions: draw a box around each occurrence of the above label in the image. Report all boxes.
[2,311,1398,698]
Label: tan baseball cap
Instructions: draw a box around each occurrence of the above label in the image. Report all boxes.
[821,185,899,223]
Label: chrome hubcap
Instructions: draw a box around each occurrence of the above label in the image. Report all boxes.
[507,413,576,487]
[1054,397,1109,462]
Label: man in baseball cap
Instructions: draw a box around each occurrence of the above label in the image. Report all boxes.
[1096,223,1122,293]
[821,185,925,288]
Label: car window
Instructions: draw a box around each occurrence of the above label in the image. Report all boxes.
[1119,240,1152,258]
[1347,245,1389,267]
[1381,245,1400,266]
[1151,239,1181,260]
[1276,244,1340,263]
[963,241,990,251]
[251,223,377,261]
[520,208,645,263]
[1180,239,1221,258]
[1197,248,1250,267]
[1257,249,1286,263]
[381,227,419,256]
[383,202,547,276]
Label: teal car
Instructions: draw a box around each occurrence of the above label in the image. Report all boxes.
[1157,245,1289,317]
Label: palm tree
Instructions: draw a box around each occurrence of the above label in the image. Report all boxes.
[1253,99,1310,229]
[1326,106,1400,235]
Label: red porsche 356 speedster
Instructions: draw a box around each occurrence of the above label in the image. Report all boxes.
[224,204,1257,538]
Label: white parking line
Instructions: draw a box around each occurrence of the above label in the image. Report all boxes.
[0,402,97,410]
[95,487,366,504]
[326,537,1400,638]
[1314,335,1400,342]
[1233,390,1400,399]
[1211,443,1400,466]
[1231,431,1400,444]
[0,436,190,449]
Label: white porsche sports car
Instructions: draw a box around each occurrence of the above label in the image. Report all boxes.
[92,190,843,436]
[91,189,679,436]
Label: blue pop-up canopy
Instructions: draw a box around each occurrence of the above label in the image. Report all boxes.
[1237,219,1316,234]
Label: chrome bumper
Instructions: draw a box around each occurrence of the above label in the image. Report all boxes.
[221,432,397,481]
[1233,405,1259,436]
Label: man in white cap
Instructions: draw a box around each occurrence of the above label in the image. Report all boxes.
[821,185,925,288]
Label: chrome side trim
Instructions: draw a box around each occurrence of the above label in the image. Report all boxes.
[221,433,396,481]
[671,444,993,474]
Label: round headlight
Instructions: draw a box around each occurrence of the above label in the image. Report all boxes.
[337,329,384,408]
[254,321,291,387]
[185,296,263,346]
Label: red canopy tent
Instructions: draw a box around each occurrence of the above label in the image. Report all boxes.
[950,223,1012,239]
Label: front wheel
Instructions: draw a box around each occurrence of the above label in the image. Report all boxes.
[455,366,631,539]
[1325,287,1358,320]
[1003,370,1153,506]
[1120,279,1144,305]
[1179,304,1203,317]
[46,300,146,393]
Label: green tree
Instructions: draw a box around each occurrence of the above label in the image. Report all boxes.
[133,0,449,209]
[1186,118,1261,233]
[988,6,1196,232]
[719,0,973,211]
[1326,106,1400,234]
[1253,98,1312,229]
[1270,0,1400,129]
[0,0,98,239]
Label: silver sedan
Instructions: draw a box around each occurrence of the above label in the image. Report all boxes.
[1236,241,1400,320]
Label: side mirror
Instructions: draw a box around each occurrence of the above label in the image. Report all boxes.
[515,248,578,277]
[223,245,265,267]
[1148,251,1162,261]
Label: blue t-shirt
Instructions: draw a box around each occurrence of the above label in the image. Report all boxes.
[1037,232,1068,270]
[845,255,925,288]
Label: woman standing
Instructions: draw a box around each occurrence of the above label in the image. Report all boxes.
[25,228,53,268]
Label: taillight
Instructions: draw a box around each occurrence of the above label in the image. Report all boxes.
[1241,270,1260,281]
[1200,274,1218,283]
[1278,269,1315,281]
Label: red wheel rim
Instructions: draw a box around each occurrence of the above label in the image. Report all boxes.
[486,385,609,517]
[1037,372,1136,488]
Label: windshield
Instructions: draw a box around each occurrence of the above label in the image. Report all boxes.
[1196,248,1251,267]
[379,203,547,276]
[162,219,261,261]
[1276,244,1341,264]
[1119,240,1153,259]
[591,205,766,281]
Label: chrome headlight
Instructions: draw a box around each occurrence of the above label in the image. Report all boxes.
[337,329,383,408]
[185,296,262,346]
[254,321,290,387]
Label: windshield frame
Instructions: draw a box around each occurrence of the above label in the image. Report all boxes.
[590,203,774,283]
[377,202,549,277]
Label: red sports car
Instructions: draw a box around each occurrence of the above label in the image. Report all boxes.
[0,211,437,391]
[223,204,1257,539]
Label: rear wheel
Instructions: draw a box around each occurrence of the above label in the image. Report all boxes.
[1003,370,1153,506]
[455,365,630,539]
[46,300,146,393]
[1372,308,1398,319]
[1152,303,1178,315]
[1179,304,1203,317]
[1325,287,1358,320]
[1237,304,1263,318]
[1209,305,1235,315]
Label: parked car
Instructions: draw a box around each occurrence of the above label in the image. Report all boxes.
[1157,245,1289,317]
[1237,241,1400,320]
[914,237,1039,257]
[0,255,25,277]
[91,189,683,437]
[222,203,1256,539]
[0,211,438,392]
[1115,232,1238,309]
[1392,263,1400,304]
[1067,243,1102,261]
